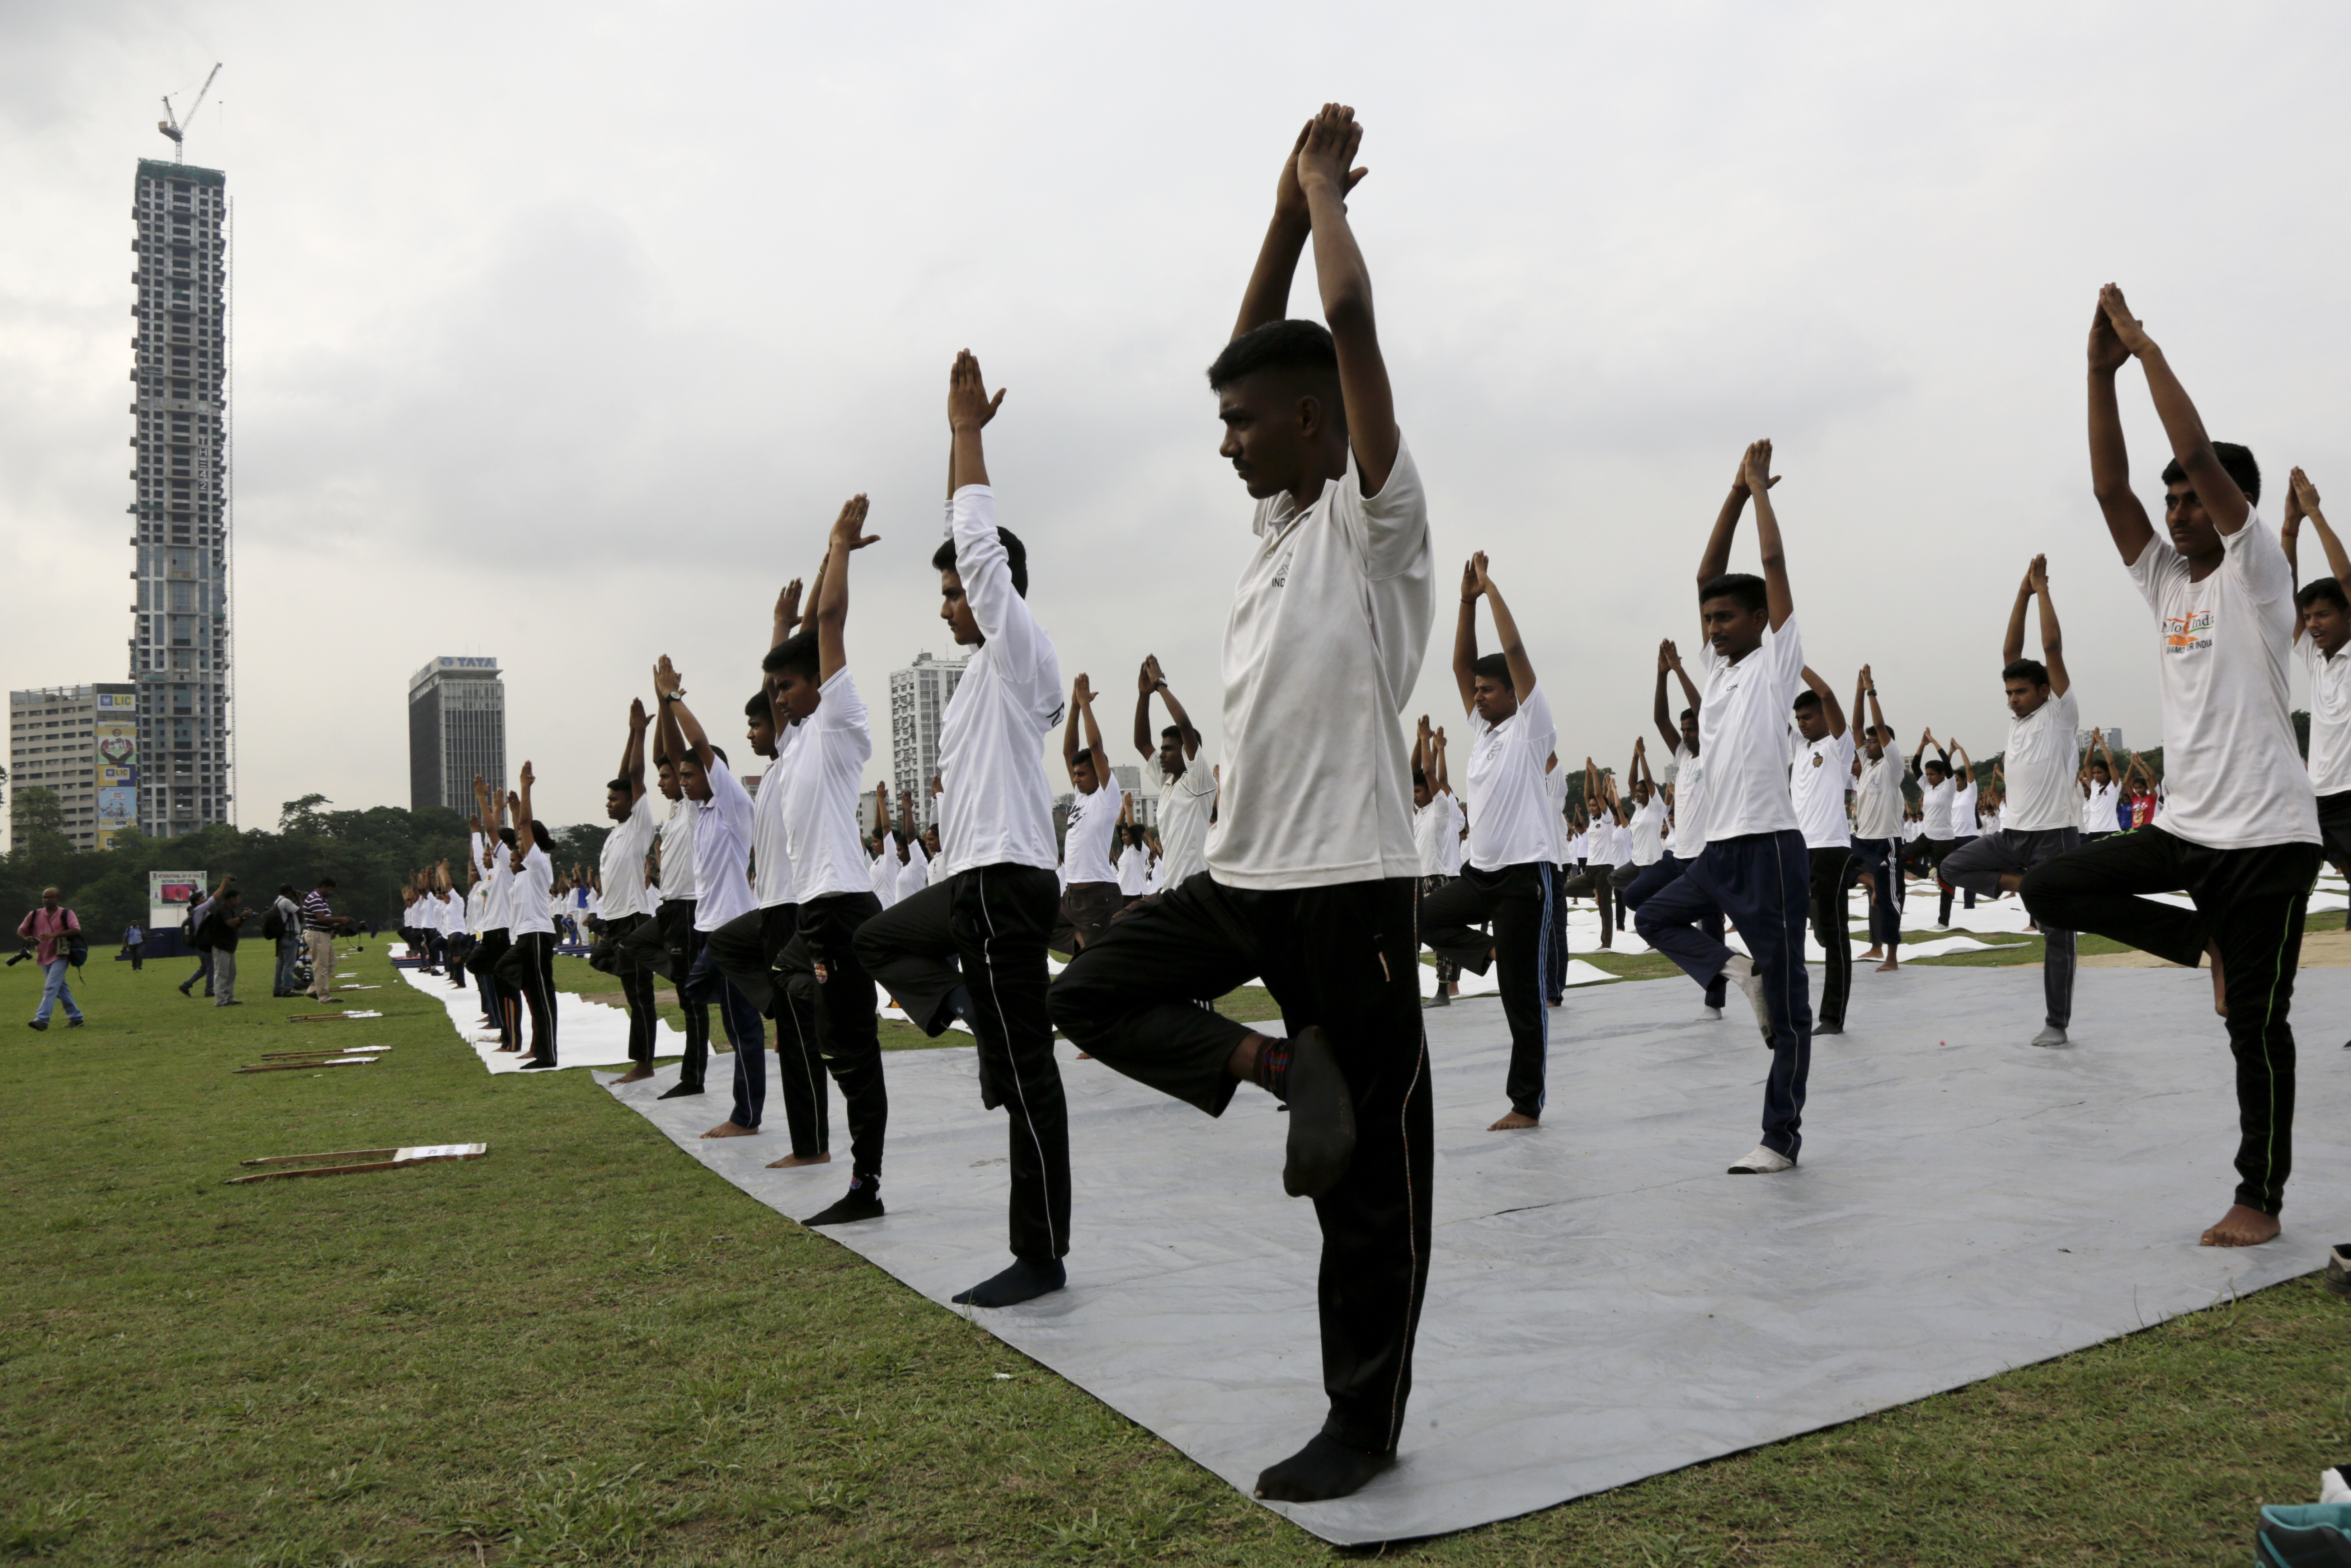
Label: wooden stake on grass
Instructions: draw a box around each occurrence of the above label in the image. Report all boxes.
[227,1144,486,1183]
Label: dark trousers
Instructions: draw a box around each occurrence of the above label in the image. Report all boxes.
[1850,836,1904,950]
[1416,875,1458,985]
[1635,830,1814,1158]
[512,929,558,1064]
[1419,862,1556,1119]
[1561,861,1615,946]
[126,943,143,971]
[1943,828,2079,1028]
[471,929,514,1045]
[1545,865,1571,999]
[685,930,765,1127]
[1622,854,1727,1009]
[1806,844,1857,1028]
[1938,836,1980,922]
[655,900,711,1089]
[855,865,1071,1262]
[2021,827,2321,1214]
[1047,873,1432,1456]
[182,949,212,995]
[707,904,828,1157]
[800,891,889,1182]
[602,913,662,1065]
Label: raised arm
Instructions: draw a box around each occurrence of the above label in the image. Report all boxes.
[2087,291,2159,563]
[1861,665,1887,753]
[1432,727,1451,795]
[1743,441,1793,629]
[652,656,711,770]
[1652,641,1686,753]
[1232,123,1317,341]
[1293,104,1396,492]
[1452,557,1482,715]
[620,698,648,805]
[770,577,805,653]
[2098,285,2248,536]
[1063,674,1086,778]
[2295,467,2351,594]
[1146,656,1201,761]
[1412,714,1430,784]
[873,782,890,843]
[1134,660,1158,761]
[2028,554,2070,696]
[2002,563,2034,668]
[514,762,537,855]
[1472,552,1538,700]
[1800,665,1844,738]
[814,494,876,685]
[1696,474,1750,591]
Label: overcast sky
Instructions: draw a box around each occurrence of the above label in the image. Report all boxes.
[6,1,2351,837]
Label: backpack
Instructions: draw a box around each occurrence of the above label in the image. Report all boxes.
[260,907,286,941]
[183,912,211,951]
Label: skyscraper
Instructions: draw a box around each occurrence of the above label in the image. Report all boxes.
[127,157,232,838]
[888,650,967,827]
[408,657,506,813]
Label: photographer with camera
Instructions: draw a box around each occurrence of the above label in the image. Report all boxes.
[19,887,85,1031]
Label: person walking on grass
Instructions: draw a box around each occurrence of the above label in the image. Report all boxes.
[122,920,144,971]
[198,887,255,1006]
[20,887,84,1031]
[300,877,352,1004]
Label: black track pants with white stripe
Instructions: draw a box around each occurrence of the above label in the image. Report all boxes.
[1048,874,1434,1458]
[855,865,1069,1262]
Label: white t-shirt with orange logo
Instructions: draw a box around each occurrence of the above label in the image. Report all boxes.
[2126,517,2318,849]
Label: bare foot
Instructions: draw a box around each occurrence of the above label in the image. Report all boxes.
[1487,1111,1539,1131]
[612,1064,654,1084]
[494,1043,522,1053]
[1875,958,1900,973]
[766,1150,833,1169]
[1859,947,1883,961]
[2199,1204,2279,1247]
[701,1121,760,1139]
[1076,1051,1094,1060]
[2205,945,2228,1017]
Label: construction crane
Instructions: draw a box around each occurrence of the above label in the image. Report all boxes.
[157,63,222,162]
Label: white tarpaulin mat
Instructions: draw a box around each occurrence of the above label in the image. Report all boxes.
[597,962,2351,1544]
[391,956,677,1073]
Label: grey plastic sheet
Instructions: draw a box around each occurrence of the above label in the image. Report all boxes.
[603,964,2351,1545]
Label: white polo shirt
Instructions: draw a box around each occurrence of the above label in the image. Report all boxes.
[751,728,799,909]
[1919,775,1956,839]
[510,845,555,937]
[1465,682,1559,872]
[1061,784,1120,886]
[1414,791,1463,878]
[1952,779,1980,839]
[1790,729,1857,850]
[689,754,756,933]
[777,668,876,903]
[2303,636,2351,796]
[599,795,658,920]
[1147,754,1217,891]
[2079,780,2119,835]
[2002,686,2080,833]
[1627,794,1667,866]
[1667,742,1709,860]
[935,485,1064,876]
[655,796,697,904]
[1692,616,1804,843]
[1208,437,1433,889]
[2127,518,2318,848]
[1852,753,1905,839]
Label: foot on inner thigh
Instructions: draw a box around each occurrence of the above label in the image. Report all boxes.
[1487,1110,1538,1131]
[2205,944,2229,1017]
[2199,1204,2279,1247]
[765,1150,832,1169]
[1255,1433,1395,1503]
[701,1121,759,1139]
[951,1256,1066,1308]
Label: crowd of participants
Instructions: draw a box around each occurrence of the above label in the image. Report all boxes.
[324,105,2351,1504]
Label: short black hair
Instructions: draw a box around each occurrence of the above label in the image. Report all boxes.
[2160,442,2261,505]
[763,628,821,685]
[1412,767,1429,790]
[1470,653,1510,684]
[1072,746,1095,771]
[932,528,1030,599]
[1698,572,1768,613]
[278,884,297,898]
[745,691,772,721]
[708,745,728,767]
[2298,577,2350,614]
[1792,689,1822,713]
[1923,758,1949,778]
[1160,724,1185,742]
[607,777,631,793]
[498,827,517,847]
[316,876,337,889]
[1206,318,1341,396]
[2002,658,2051,687]
[1680,707,1697,723]
[654,752,674,770]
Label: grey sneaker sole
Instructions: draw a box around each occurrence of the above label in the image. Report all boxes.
[1282,1026,1357,1200]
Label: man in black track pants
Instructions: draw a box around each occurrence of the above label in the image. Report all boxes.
[854,349,1072,1308]
[600,698,663,1084]
[1419,550,1557,1132]
[2023,285,2322,1251]
[1050,104,1433,1506]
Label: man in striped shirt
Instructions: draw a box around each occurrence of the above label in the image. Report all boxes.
[300,879,349,1003]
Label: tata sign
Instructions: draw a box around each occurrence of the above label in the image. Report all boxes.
[439,658,498,671]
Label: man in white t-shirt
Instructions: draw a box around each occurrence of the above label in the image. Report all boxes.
[652,661,767,1138]
[1421,553,1558,1131]
[764,496,894,1230]
[1560,762,1620,948]
[1789,668,1857,1033]
[853,355,1073,1308]
[1847,668,1907,971]
[1632,441,1815,1176]
[1939,741,1981,925]
[2078,734,2122,842]
[1941,556,2084,1046]
[1132,655,1217,895]
[650,744,712,1100]
[1910,732,1958,912]
[1052,677,1123,952]
[1049,106,1434,1505]
[2022,286,2322,1250]
[1621,641,1729,1016]
[2283,466,2351,886]
[600,698,663,1084]
[1611,741,1669,898]
[1410,716,1464,1005]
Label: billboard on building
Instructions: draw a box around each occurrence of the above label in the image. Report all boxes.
[94,691,139,851]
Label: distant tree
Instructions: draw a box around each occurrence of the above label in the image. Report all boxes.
[10,786,68,847]
[550,822,611,870]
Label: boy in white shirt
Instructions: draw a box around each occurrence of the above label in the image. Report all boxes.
[601,698,663,1083]
[1632,441,1815,1176]
[650,747,712,1100]
[1621,641,1729,1016]
[1420,552,1558,1130]
[2022,286,2322,1249]
[1848,668,1906,971]
[1052,677,1122,951]
[2282,466,2351,886]
[853,353,1074,1307]
[1410,716,1464,1006]
[1133,655,1218,894]
[1049,105,1433,1504]
[1789,668,1857,1033]
[1939,556,2083,1046]
[764,497,893,1228]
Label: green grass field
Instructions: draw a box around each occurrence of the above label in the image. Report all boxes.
[3,941,2344,1565]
